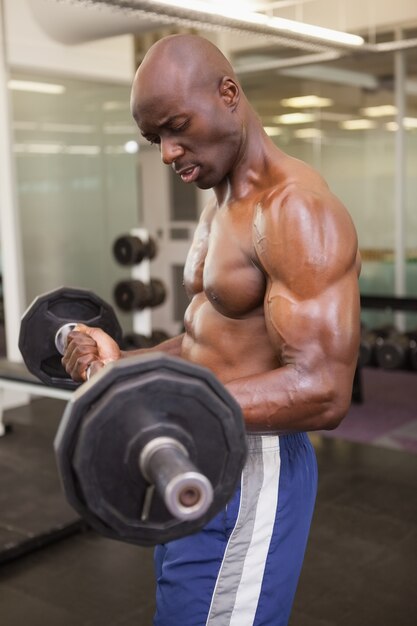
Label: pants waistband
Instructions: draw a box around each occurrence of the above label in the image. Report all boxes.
[245,432,309,452]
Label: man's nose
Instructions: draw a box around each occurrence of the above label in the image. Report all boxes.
[160,137,184,165]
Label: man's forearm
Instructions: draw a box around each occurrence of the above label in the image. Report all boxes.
[120,333,185,359]
[225,360,354,434]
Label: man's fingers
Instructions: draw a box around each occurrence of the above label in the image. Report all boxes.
[76,325,112,344]
[67,330,98,348]
[87,361,105,379]
[62,325,120,381]
[73,323,89,333]
[62,352,96,382]
[62,336,98,365]
[74,326,121,362]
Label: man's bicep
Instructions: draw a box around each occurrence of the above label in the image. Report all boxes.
[265,270,360,372]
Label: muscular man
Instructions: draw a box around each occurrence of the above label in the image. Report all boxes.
[63,34,360,626]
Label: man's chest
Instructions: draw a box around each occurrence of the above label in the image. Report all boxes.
[184,206,266,318]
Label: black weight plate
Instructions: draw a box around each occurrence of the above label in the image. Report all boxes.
[19,287,123,389]
[410,341,417,370]
[150,329,170,346]
[54,352,247,546]
[149,279,166,308]
[122,332,153,350]
[146,237,158,261]
[113,235,146,266]
[376,341,406,370]
[74,373,234,534]
[113,280,152,312]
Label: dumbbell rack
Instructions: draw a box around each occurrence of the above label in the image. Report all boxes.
[355,293,417,403]
[130,227,152,338]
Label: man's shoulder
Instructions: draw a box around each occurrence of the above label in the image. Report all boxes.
[254,161,358,285]
[259,160,348,226]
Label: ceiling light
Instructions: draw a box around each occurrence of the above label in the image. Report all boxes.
[360,105,397,117]
[102,101,130,111]
[404,117,417,129]
[340,119,376,130]
[13,143,101,155]
[13,143,63,154]
[294,128,323,139]
[8,80,65,94]
[210,0,257,9]
[280,95,333,108]
[153,1,364,46]
[274,113,316,125]
[264,126,283,136]
[65,145,100,155]
[386,119,417,131]
[124,140,140,154]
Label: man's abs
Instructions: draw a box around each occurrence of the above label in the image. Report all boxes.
[181,293,279,384]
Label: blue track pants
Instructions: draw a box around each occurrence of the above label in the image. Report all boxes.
[154,432,318,626]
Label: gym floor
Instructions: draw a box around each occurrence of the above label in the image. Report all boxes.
[0,386,416,625]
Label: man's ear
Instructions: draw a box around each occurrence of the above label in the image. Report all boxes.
[219,77,240,110]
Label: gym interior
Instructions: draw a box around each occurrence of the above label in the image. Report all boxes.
[0,1,416,625]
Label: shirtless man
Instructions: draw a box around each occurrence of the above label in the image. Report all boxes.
[63,34,360,626]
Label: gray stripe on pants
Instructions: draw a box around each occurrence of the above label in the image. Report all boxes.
[206,435,264,626]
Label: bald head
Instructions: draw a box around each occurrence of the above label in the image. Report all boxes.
[140,34,236,90]
[131,34,241,118]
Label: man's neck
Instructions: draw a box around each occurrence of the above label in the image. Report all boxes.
[214,115,285,205]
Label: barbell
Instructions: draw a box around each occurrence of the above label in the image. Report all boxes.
[55,352,246,546]
[18,287,247,546]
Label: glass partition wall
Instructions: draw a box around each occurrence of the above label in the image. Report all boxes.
[237,44,417,330]
[7,41,417,336]
[10,74,141,331]
[406,47,417,305]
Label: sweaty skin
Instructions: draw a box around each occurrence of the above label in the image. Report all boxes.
[63,34,360,434]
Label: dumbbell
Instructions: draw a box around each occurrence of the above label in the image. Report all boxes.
[113,234,157,266]
[375,330,417,370]
[122,332,154,350]
[19,287,123,390]
[359,325,395,367]
[122,329,171,351]
[114,278,166,312]
[150,329,171,345]
[351,363,363,404]
[409,333,417,371]
[55,353,247,546]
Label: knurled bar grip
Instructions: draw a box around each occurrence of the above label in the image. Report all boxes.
[139,437,213,521]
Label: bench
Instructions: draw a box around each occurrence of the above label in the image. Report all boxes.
[0,359,72,436]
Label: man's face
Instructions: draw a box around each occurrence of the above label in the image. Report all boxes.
[131,77,242,190]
